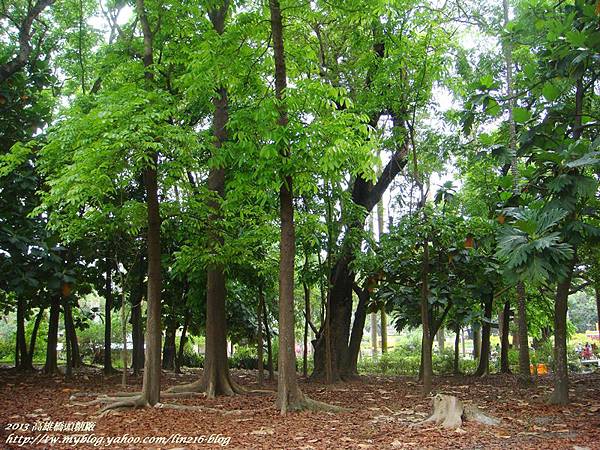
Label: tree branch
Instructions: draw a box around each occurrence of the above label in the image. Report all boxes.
[0,0,55,83]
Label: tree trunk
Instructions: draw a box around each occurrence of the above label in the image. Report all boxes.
[64,300,72,377]
[131,257,145,375]
[25,307,44,369]
[473,324,481,360]
[420,238,432,395]
[15,298,29,371]
[162,324,177,370]
[381,308,388,354]
[257,287,265,385]
[263,303,274,381]
[344,286,369,377]
[370,312,378,358]
[270,0,306,413]
[596,284,600,344]
[175,312,189,374]
[500,300,511,374]
[64,301,81,368]
[104,253,114,374]
[516,281,531,385]
[136,0,162,407]
[549,256,575,405]
[437,327,445,353]
[302,279,310,378]
[474,292,493,376]
[198,2,240,398]
[43,296,60,375]
[453,325,460,374]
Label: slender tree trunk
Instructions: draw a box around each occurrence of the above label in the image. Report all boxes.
[302,279,310,378]
[15,298,28,370]
[595,284,600,343]
[175,312,189,374]
[436,327,445,353]
[500,300,511,373]
[121,291,128,387]
[420,238,432,395]
[475,292,493,376]
[516,282,531,385]
[370,312,378,358]
[257,287,265,385]
[473,325,481,360]
[136,0,162,406]
[198,2,240,398]
[453,325,460,375]
[43,296,60,375]
[25,307,44,369]
[104,253,114,374]
[380,308,388,354]
[461,328,465,356]
[162,324,177,370]
[377,188,388,354]
[263,303,274,381]
[64,301,81,368]
[512,328,519,349]
[64,300,72,377]
[270,0,306,413]
[549,256,576,405]
[131,258,145,374]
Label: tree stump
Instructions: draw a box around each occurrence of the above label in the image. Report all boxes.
[422,394,500,430]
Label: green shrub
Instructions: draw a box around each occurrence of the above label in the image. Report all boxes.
[181,348,204,368]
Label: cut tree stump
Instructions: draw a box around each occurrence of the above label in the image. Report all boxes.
[421,394,500,430]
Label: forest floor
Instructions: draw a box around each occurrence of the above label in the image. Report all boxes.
[0,367,598,449]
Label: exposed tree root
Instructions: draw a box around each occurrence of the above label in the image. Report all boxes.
[96,395,148,417]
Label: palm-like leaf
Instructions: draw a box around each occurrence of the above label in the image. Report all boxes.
[496,207,573,284]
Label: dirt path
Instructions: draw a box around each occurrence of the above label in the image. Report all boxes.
[0,368,598,449]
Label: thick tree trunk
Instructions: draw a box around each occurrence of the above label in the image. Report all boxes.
[516,282,531,385]
[15,298,29,370]
[162,324,177,370]
[257,288,265,385]
[549,256,575,405]
[312,255,352,381]
[474,292,493,376]
[500,300,511,374]
[43,296,60,375]
[453,325,460,374]
[344,286,369,377]
[104,254,114,374]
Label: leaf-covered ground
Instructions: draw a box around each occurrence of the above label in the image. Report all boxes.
[0,368,598,449]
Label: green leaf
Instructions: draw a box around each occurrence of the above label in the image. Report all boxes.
[513,107,531,124]
[542,83,560,102]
